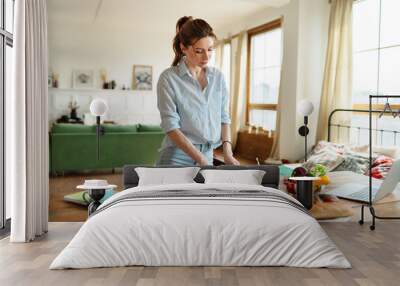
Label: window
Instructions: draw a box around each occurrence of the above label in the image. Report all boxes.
[1,0,14,231]
[352,0,400,146]
[247,19,282,131]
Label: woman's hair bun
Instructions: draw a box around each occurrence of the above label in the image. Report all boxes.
[176,16,193,33]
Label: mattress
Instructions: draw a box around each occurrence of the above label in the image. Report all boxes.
[50,183,351,269]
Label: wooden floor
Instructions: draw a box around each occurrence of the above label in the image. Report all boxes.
[1,222,400,286]
[49,171,124,221]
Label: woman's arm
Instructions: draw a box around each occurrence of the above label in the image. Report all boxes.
[221,123,240,165]
[167,129,209,165]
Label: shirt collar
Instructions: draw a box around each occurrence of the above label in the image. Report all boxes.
[178,57,214,80]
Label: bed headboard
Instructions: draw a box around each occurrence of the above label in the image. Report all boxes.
[328,108,400,145]
[123,165,280,189]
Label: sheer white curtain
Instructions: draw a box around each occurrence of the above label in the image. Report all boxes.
[10,0,49,242]
[316,0,353,143]
[230,32,248,149]
[213,40,224,70]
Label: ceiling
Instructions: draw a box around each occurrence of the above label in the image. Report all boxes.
[47,0,290,34]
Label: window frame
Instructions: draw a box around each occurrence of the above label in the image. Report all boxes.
[351,0,400,147]
[352,0,400,110]
[246,18,282,126]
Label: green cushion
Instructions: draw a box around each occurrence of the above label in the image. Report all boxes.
[52,123,95,133]
[137,124,163,132]
[103,124,138,133]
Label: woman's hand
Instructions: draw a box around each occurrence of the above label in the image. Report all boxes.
[224,154,240,165]
[197,156,210,166]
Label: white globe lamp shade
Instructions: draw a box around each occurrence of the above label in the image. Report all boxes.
[297,100,314,116]
[90,99,108,116]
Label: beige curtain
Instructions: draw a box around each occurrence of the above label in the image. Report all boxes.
[316,0,353,143]
[10,0,49,242]
[267,71,283,160]
[214,40,224,70]
[230,31,248,148]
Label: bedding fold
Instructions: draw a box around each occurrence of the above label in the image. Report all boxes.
[50,183,351,269]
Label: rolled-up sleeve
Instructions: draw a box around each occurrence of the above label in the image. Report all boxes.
[157,74,181,133]
[221,74,231,124]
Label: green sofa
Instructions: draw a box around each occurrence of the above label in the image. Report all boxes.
[49,123,164,174]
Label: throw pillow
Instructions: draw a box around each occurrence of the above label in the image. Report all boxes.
[334,150,372,174]
[135,167,200,186]
[200,169,266,185]
[303,148,345,172]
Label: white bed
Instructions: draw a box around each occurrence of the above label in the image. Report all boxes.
[50,183,350,269]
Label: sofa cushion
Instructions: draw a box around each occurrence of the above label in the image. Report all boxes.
[52,123,96,133]
[137,124,162,132]
[103,124,138,133]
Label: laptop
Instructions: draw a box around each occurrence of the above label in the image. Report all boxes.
[325,159,400,203]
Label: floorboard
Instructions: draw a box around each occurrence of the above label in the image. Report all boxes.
[1,222,400,286]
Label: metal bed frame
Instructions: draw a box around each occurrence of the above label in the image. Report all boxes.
[327,95,400,230]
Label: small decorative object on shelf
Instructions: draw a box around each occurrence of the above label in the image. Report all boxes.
[52,72,59,88]
[68,96,80,120]
[102,80,117,89]
[100,68,107,89]
[77,179,117,216]
[111,80,116,89]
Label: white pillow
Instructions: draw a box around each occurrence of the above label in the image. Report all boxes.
[135,167,200,186]
[200,169,266,185]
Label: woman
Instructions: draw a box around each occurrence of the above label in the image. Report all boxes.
[156,16,239,166]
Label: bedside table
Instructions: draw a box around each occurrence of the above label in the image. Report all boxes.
[289,177,320,210]
[85,189,106,216]
[77,180,117,216]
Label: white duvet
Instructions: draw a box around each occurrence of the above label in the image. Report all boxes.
[50,183,351,269]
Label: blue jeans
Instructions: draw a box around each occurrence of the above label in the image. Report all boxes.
[156,143,213,166]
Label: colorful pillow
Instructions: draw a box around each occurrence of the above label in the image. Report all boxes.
[369,155,394,179]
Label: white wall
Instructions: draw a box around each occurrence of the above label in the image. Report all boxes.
[296,0,330,158]
[217,0,330,161]
[48,21,173,125]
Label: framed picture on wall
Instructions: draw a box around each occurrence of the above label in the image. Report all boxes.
[72,69,95,89]
[132,65,152,90]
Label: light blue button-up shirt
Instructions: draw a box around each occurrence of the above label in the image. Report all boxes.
[157,58,231,151]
